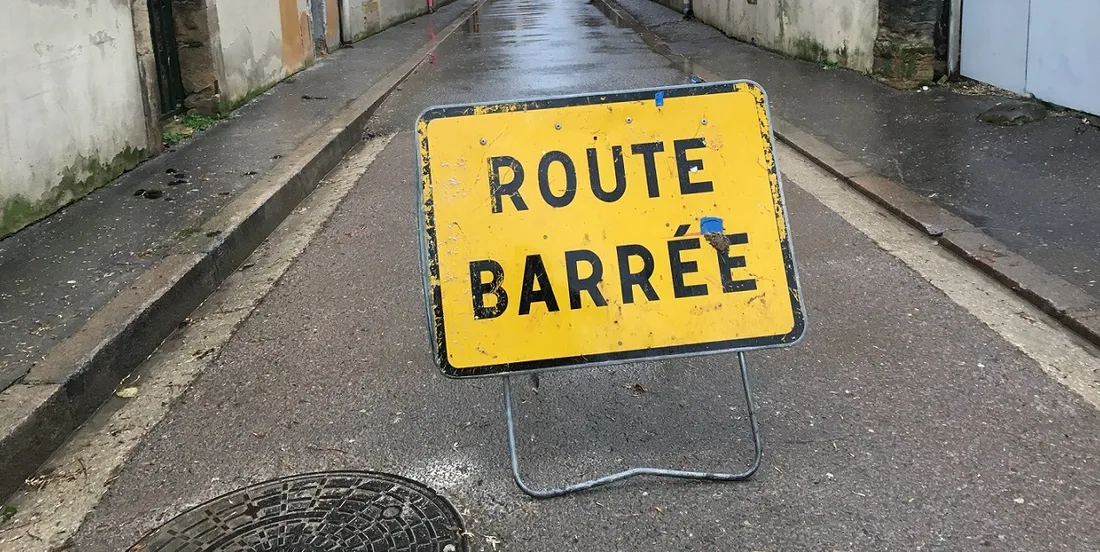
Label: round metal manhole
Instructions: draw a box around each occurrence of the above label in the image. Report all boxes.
[129,471,467,552]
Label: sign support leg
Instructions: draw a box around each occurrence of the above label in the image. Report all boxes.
[502,352,762,498]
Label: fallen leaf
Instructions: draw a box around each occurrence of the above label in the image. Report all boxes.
[115,387,138,399]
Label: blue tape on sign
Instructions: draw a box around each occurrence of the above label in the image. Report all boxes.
[655,91,665,107]
[700,216,724,234]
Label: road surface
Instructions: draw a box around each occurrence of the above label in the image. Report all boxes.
[4,0,1099,550]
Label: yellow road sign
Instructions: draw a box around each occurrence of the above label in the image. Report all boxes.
[416,81,805,378]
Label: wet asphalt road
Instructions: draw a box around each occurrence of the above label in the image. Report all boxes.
[72,0,1100,550]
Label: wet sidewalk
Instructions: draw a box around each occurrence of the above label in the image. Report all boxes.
[612,0,1100,301]
[0,0,475,392]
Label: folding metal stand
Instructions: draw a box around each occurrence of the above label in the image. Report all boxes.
[502,352,762,498]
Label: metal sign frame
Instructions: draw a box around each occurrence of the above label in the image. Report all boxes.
[502,352,762,498]
[415,79,805,497]
[415,80,806,380]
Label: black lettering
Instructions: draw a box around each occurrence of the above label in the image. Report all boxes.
[518,254,560,315]
[489,156,527,213]
[565,249,608,309]
[674,138,714,194]
[588,146,627,203]
[667,238,709,298]
[617,244,659,303]
[718,233,757,293]
[630,142,664,198]
[537,151,577,208]
[470,260,508,319]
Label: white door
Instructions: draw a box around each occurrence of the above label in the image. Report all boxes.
[960,0,1029,94]
[961,0,1100,115]
[1024,0,1100,116]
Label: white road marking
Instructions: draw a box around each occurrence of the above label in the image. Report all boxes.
[777,142,1100,410]
[0,134,395,552]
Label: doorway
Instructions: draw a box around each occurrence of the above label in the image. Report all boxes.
[148,0,186,116]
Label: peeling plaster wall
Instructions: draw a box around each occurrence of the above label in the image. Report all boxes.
[325,0,342,51]
[210,0,315,107]
[691,0,879,71]
[343,0,385,41]
[380,0,429,28]
[0,0,149,237]
[343,0,442,43]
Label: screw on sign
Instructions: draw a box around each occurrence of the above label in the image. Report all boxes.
[415,81,805,497]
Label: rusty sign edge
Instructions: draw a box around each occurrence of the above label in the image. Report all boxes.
[414,79,808,379]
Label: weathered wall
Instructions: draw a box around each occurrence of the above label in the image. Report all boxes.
[691,0,879,71]
[210,0,315,108]
[874,0,945,87]
[174,0,223,112]
[343,0,386,41]
[131,0,165,153]
[0,0,149,237]
[342,0,436,43]
[325,0,342,50]
[380,0,429,28]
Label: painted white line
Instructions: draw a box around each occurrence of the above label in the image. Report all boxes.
[777,142,1100,410]
[0,134,396,552]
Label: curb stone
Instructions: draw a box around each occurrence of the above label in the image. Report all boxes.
[0,0,488,503]
[592,0,1100,349]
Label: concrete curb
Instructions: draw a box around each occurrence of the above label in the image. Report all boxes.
[592,0,1100,348]
[0,0,486,502]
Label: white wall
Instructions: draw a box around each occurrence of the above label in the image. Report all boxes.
[212,0,296,104]
[342,0,430,43]
[692,0,878,71]
[380,0,428,28]
[0,0,149,236]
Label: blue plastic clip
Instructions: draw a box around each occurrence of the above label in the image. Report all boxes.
[700,216,724,234]
[655,91,665,107]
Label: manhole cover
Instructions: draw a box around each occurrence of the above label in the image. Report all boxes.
[129,471,467,552]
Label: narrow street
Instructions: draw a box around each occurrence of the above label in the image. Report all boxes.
[4,0,1099,550]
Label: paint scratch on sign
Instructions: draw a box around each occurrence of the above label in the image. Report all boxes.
[473,103,523,115]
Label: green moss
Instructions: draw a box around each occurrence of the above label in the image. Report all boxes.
[1,505,16,524]
[1,146,146,238]
[215,79,280,116]
[163,131,187,146]
[177,226,201,239]
[791,36,828,63]
[834,43,851,67]
[352,26,383,42]
[180,113,218,131]
[873,36,935,87]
